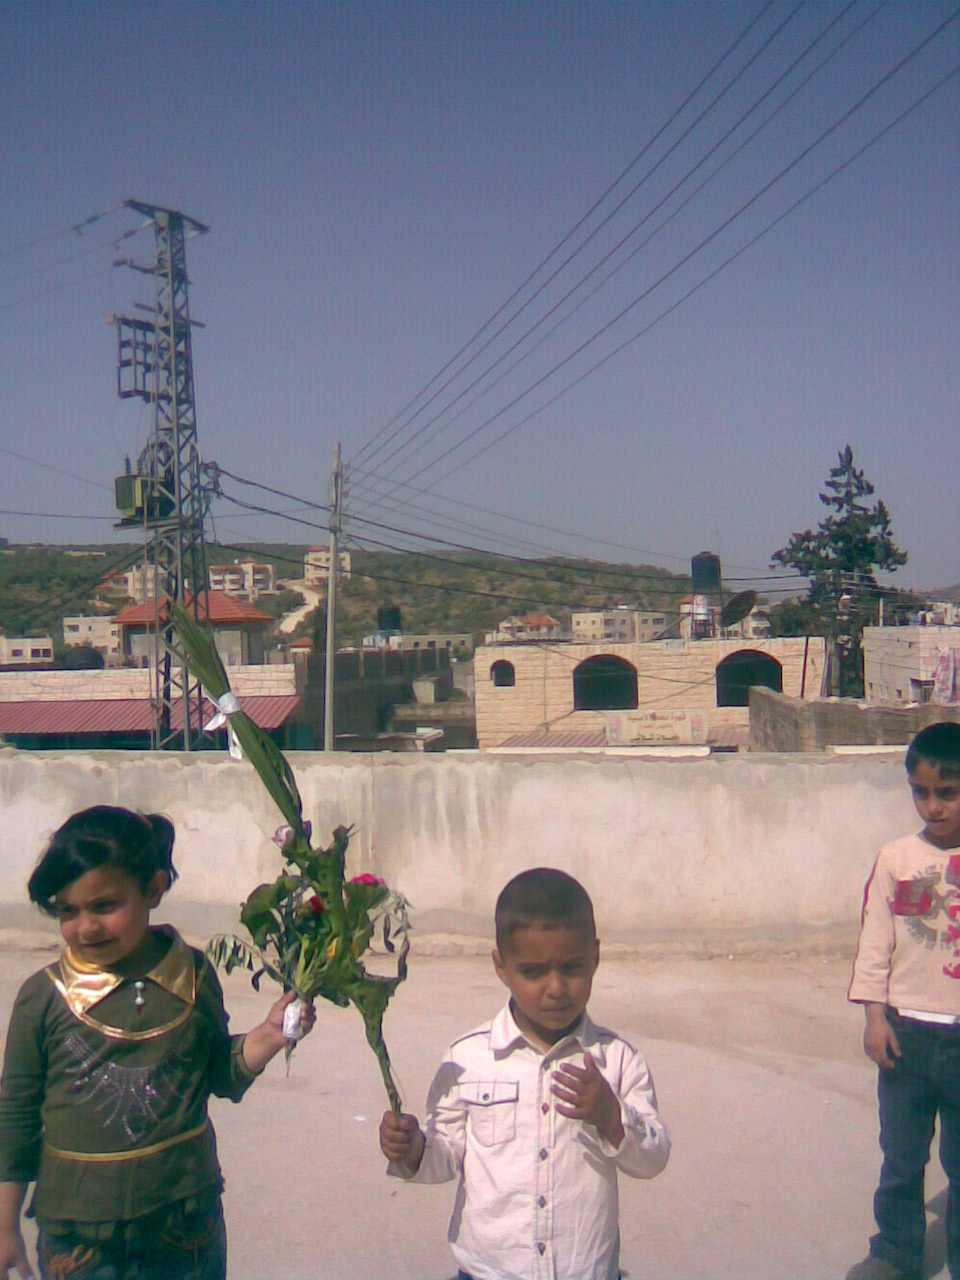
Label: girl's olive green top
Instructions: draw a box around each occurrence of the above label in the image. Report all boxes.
[0,927,258,1225]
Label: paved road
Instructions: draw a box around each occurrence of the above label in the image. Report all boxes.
[1,939,950,1280]
[275,579,322,635]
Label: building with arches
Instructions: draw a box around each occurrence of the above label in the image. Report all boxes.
[474,635,824,749]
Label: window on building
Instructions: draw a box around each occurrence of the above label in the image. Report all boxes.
[491,660,516,688]
[910,679,935,704]
[715,650,782,707]
[572,655,638,710]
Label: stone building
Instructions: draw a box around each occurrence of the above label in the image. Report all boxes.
[475,635,824,749]
[863,624,960,705]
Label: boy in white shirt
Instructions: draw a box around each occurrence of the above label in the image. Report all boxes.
[847,722,960,1280]
[379,867,670,1280]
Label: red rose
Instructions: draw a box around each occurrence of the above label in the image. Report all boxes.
[306,894,324,917]
[348,874,386,888]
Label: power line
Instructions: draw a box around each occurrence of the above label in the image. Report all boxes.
[0,203,125,263]
[217,487,695,597]
[2,542,144,634]
[0,263,118,314]
[354,0,884,506]
[214,472,814,608]
[358,0,820,490]
[348,0,781,474]
[0,444,112,491]
[0,508,116,521]
[415,46,960,493]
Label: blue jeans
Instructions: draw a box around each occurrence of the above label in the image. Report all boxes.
[871,1011,960,1279]
[37,1196,226,1280]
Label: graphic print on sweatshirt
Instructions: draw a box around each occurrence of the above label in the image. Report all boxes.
[894,855,960,977]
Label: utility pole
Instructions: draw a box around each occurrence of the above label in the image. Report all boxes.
[112,201,211,749]
[324,443,343,751]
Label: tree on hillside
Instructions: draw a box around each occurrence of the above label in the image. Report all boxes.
[770,445,907,695]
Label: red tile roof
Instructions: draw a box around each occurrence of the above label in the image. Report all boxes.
[0,695,300,736]
[114,590,271,628]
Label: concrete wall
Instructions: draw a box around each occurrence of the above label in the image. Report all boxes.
[0,745,920,949]
[749,687,960,752]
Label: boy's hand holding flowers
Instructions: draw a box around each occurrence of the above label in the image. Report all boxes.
[379,1110,425,1170]
[552,1055,625,1147]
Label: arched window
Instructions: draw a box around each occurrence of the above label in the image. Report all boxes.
[716,650,782,707]
[491,660,516,688]
[573,655,638,710]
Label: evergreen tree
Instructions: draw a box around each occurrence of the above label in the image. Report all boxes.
[771,446,907,694]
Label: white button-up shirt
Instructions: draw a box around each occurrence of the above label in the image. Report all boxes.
[389,1001,670,1280]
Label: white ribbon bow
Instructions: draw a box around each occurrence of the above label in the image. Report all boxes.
[203,690,242,732]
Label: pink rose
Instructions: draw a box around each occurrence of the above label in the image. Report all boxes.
[272,821,312,848]
[348,874,386,888]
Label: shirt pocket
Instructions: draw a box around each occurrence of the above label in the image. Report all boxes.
[458,1079,519,1147]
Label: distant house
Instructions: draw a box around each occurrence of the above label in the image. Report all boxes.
[304,546,352,585]
[96,563,161,604]
[114,590,272,667]
[485,614,562,644]
[571,608,668,643]
[363,630,472,657]
[62,616,123,663]
[863,624,960,705]
[208,558,277,600]
[0,634,54,668]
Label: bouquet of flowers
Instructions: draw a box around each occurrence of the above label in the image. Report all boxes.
[171,603,410,1115]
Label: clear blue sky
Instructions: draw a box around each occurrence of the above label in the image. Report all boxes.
[1,0,957,596]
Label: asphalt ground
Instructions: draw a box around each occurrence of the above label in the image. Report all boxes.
[0,933,952,1280]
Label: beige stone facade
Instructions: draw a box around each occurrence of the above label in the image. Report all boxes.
[0,664,297,703]
[570,608,668,643]
[208,559,277,599]
[474,636,824,748]
[863,624,960,704]
[62,615,123,659]
[303,546,352,585]
[0,635,54,666]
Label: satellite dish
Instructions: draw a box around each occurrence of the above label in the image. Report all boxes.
[61,646,105,670]
[720,590,757,629]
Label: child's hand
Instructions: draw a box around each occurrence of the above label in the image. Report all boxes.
[0,1225,34,1279]
[379,1110,425,1169]
[552,1055,625,1147]
[266,990,317,1039]
[864,1003,901,1069]
[241,991,317,1073]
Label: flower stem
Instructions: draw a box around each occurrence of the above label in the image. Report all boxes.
[367,1022,402,1118]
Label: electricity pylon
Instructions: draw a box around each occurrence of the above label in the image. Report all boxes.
[112,201,212,749]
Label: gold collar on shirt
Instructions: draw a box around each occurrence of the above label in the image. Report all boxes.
[46,927,198,1040]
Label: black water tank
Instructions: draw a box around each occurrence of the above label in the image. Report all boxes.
[377,604,402,633]
[691,552,722,597]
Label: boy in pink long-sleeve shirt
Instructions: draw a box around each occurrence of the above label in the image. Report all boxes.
[847,722,960,1280]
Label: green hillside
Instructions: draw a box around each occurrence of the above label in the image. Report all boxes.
[0,542,692,652]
